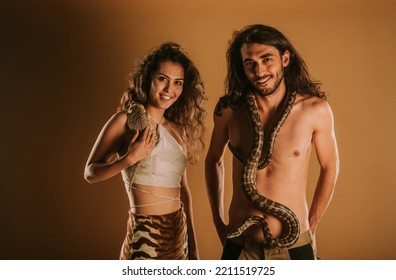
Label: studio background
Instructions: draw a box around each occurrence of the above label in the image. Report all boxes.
[1,0,395,259]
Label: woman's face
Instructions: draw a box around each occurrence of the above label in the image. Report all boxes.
[147,61,184,111]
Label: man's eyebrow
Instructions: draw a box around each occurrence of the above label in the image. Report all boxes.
[243,52,275,62]
[260,53,274,59]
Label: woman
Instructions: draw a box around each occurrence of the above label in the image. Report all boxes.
[84,42,206,260]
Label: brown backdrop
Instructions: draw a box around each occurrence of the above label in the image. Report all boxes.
[1,0,396,260]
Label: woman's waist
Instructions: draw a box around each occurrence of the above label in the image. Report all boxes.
[127,183,181,215]
[122,166,183,187]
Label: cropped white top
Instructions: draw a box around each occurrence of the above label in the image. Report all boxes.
[121,123,186,188]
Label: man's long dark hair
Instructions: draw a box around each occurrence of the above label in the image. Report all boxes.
[216,24,325,114]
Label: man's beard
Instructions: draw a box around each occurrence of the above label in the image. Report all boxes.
[254,71,284,97]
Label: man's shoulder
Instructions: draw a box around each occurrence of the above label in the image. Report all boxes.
[294,93,333,120]
[214,95,245,117]
[295,92,328,108]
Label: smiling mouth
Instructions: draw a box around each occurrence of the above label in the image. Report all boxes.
[255,76,271,85]
[160,94,172,100]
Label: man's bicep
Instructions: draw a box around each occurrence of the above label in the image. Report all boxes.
[313,104,339,169]
[206,113,230,162]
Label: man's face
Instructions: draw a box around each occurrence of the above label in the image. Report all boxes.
[240,43,290,96]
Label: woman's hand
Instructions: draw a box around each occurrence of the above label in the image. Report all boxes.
[125,127,155,166]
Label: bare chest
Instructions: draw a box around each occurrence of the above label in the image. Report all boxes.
[228,107,313,163]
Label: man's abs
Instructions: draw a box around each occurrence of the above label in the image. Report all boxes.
[228,162,310,241]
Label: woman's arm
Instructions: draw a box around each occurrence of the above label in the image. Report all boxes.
[84,112,154,183]
[180,171,199,260]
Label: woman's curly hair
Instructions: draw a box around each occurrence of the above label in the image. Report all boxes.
[118,42,207,164]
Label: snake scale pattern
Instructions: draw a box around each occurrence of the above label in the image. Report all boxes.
[227,91,301,248]
[125,101,151,191]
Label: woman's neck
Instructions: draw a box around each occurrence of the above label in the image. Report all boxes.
[145,107,165,125]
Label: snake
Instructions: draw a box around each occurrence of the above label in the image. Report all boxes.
[226,90,301,248]
[124,101,151,191]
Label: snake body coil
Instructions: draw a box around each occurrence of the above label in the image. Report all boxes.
[125,102,150,191]
[227,91,301,248]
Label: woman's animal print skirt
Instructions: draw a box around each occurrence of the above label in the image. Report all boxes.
[119,206,188,260]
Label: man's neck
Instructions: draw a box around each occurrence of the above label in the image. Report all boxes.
[255,85,287,114]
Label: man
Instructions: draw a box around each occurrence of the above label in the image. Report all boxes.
[205,24,339,260]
